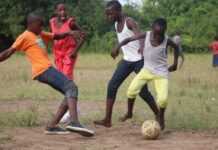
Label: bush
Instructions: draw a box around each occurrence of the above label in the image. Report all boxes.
[81,32,116,53]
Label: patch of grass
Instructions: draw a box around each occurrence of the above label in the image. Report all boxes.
[1,53,218,130]
[0,134,13,144]
[0,105,39,128]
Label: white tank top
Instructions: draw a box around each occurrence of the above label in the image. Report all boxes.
[115,19,142,62]
[143,31,169,77]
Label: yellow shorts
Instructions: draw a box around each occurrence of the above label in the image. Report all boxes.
[127,69,168,108]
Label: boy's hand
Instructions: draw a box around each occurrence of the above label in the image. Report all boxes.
[168,64,177,72]
[69,17,76,23]
[0,47,16,62]
[111,48,119,59]
[69,31,81,39]
[70,51,78,59]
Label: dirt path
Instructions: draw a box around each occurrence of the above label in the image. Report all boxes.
[1,100,218,150]
[1,126,218,150]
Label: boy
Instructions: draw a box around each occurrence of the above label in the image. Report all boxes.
[50,2,86,124]
[50,2,85,80]
[112,18,179,130]
[209,35,218,67]
[94,0,159,127]
[0,13,94,136]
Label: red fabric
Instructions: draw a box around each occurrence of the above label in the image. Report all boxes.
[209,41,218,55]
[50,17,77,80]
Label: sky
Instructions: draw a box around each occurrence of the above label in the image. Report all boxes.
[119,0,142,6]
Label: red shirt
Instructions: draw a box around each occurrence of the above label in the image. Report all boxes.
[209,41,218,55]
[50,17,77,57]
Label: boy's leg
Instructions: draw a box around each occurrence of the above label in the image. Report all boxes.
[59,57,77,123]
[213,54,218,67]
[94,60,133,127]
[154,77,168,130]
[126,69,149,111]
[36,67,94,136]
[119,99,134,122]
[120,60,159,121]
[139,85,159,119]
[48,99,68,126]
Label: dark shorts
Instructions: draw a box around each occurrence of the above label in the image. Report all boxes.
[35,67,78,99]
[213,54,218,67]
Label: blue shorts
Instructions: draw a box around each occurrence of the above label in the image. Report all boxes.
[213,55,218,67]
[35,67,78,99]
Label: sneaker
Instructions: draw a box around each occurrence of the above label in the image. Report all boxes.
[44,127,70,135]
[66,122,95,137]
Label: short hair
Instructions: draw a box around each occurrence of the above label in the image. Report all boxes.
[27,12,43,25]
[106,0,122,11]
[54,2,65,9]
[152,18,167,29]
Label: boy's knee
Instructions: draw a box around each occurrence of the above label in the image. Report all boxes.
[157,96,168,108]
[64,81,78,99]
[108,79,119,92]
[127,88,137,99]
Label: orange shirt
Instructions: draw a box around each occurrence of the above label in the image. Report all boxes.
[12,30,54,79]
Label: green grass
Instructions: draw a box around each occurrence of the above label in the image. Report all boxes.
[1,53,218,130]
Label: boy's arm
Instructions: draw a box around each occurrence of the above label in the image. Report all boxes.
[167,39,179,72]
[0,47,16,62]
[69,21,86,59]
[69,32,86,59]
[111,33,146,59]
[126,17,144,55]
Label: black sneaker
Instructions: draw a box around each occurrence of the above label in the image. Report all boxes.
[66,122,95,137]
[44,127,70,135]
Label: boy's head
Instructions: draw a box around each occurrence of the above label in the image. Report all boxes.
[55,2,68,21]
[27,13,44,35]
[105,0,122,23]
[152,18,167,35]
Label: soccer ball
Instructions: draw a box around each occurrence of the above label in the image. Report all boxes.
[141,120,161,140]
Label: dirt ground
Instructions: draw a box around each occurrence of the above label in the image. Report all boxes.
[1,100,218,150]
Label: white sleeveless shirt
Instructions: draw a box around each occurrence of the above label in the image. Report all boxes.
[115,19,142,62]
[143,31,169,77]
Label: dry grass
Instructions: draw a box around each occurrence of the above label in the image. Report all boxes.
[0,53,218,129]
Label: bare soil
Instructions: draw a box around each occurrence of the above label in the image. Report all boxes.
[0,100,218,150]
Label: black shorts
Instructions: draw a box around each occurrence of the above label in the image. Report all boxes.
[35,67,78,99]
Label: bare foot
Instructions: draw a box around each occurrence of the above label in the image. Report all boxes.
[119,113,133,122]
[94,119,112,128]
